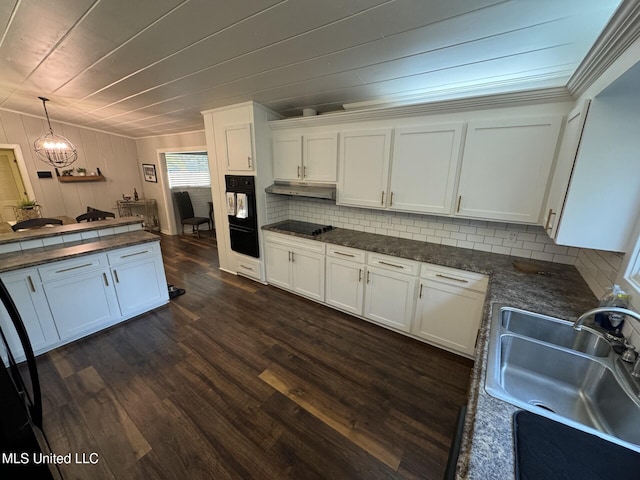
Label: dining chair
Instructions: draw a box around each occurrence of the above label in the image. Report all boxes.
[173,191,211,237]
[76,210,115,222]
[12,218,63,231]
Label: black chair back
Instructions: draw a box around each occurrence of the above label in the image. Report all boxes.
[76,210,115,222]
[173,191,195,220]
[12,218,63,231]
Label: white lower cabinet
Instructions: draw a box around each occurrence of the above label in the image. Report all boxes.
[325,247,366,316]
[264,232,325,302]
[412,265,488,356]
[0,268,59,360]
[364,265,417,333]
[1,241,168,357]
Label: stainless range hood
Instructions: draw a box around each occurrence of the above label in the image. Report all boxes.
[265,181,336,200]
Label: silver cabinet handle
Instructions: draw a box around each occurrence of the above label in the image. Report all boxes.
[121,250,148,258]
[239,264,252,270]
[545,209,556,231]
[288,251,291,262]
[304,165,307,178]
[358,269,362,282]
[56,263,93,273]
[113,270,120,283]
[247,156,252,169]
[457,195,462,213]
[297,165,301,178]
[27,275,36,293]
[419,283,423,298]
[291,251,295,262]
[436,273,468,283]
[367,271,370,283]
[390,192,394,206]
[379,260,404,269]
[381,191,385,206]
[334,251,355,258]
[103,272,109,287]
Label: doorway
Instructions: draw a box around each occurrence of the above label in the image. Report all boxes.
[0,148,28,222]
[165,151,214,238]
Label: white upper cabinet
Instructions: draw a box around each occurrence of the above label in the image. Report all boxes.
[338,128,392,208]
[224,123,254,172]
[542,101,591,240]
[389,124,464,215]
[273,132,338,182]
[456,116,561,223]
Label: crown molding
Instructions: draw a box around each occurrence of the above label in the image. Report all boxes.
[269,87,572,129]
[567,0,640,97]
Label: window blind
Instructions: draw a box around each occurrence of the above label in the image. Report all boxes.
[165,152,210,188]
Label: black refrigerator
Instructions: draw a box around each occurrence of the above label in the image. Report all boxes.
[0,278,58,479]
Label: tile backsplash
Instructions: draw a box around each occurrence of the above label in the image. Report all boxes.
[574,248,625,300]
[267,195,580,265]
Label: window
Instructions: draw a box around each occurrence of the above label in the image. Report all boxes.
[165,152,210,188]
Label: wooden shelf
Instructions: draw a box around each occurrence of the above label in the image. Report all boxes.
[58,175,106,183]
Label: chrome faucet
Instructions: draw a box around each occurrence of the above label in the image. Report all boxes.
[573,307,640,331]
[574,306,640,378]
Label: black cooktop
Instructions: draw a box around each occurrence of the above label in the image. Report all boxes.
[275,220,333,236]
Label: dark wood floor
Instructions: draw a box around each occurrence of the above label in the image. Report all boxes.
[37,233,473,479]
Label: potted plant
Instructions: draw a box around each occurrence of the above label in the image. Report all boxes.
[14,198,41,221]
[17,198,38,209]
[76,167,87,176]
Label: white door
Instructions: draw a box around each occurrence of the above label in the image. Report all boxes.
[364,266,416,333]
[325,257,364,315]
[456,116,561,223]
[273,135,302,180]
[43,269,121,340]
[291,249,325,302]
[224,123,254,171]
[414,279,484,356]
[338,129,392,208]
[543,101,591,238]
[111,257,166,318]
[389,124,463,215]
[265,242,293,290]
[303,133,338,182]
[0,149,27,221]
[0,269,59,360]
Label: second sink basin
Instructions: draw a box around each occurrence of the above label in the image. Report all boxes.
[501,307,611,357]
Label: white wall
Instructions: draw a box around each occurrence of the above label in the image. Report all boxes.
[0,109,140,218]
[135,130,207,234]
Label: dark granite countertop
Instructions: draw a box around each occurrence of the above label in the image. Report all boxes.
[0,217,143,245]
[263,221,598,479]
[0,230,160,273]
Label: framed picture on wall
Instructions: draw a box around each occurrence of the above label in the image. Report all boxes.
[142,164,157,183]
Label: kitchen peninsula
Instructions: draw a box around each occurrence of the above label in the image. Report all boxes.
[0,217,169,361]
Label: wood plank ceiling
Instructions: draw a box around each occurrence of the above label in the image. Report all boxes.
[0,0,621,138]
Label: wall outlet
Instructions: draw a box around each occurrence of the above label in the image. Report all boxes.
[507,232,518,243]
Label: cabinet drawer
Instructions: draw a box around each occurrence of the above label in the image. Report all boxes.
[236,255,262,280]
[107,242,159,266]
[263,231,325,254]
[38,254,108,282]
[326,245,366,263]
[367,252,419,276]
[420,263,488,293]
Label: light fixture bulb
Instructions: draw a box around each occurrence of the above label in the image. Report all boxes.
[33,97,78,168]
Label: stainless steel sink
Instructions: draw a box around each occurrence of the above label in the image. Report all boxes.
[501,308,611,357]
[486,305,640,452]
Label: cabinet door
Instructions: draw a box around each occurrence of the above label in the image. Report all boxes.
[338,129,392,208]
[303,133,338,182]
[111,256,167,318]
[456,116,561,223]
[273,134,302,180]
[43,269,120,340]
[364,266,416,333]
[389,124,463,215]
[224,123,254,171]
[413,279,484,356]
[291,249,325,302]
[325,257,364,315]
[543,101,591,238]
[0,269,59,359]
[265,242,293,290]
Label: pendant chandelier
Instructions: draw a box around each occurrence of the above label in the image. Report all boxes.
[33,96,78,168]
